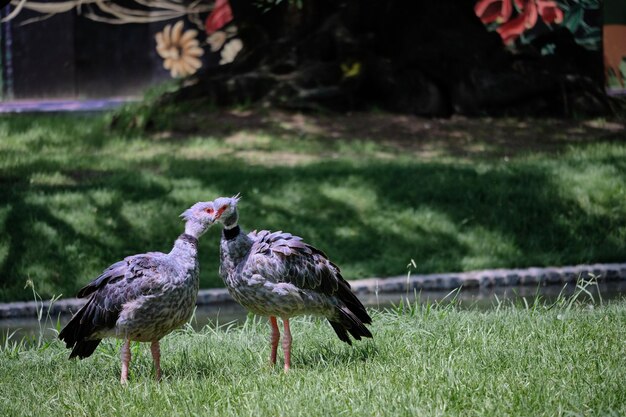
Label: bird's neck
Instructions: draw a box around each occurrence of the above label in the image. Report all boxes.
[184,221,207,239]
[220,225,252,269]
[170,233,199,264]
[223,224,240,240]
[222,211,239,230]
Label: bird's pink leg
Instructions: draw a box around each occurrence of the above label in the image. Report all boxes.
[282,317,292,372]
[120,339,131,384]
[269,316,280,365]
[151,340,162,381]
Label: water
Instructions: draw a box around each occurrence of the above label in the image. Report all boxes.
[2,280,626,344]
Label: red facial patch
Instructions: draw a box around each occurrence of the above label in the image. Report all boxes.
[216,205,228,218]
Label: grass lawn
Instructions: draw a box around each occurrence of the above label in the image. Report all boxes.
[1,296,625,416]
[0,110,625,301]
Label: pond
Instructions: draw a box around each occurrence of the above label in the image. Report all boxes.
[2,280,626,345]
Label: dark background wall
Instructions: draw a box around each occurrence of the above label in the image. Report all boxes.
[1,5,170,100]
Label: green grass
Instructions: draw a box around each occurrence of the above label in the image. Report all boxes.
[0,112,625,301]
[1,295,625,416]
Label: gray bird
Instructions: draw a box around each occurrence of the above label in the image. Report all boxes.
[210,195,372,371]
[58,201,215,383]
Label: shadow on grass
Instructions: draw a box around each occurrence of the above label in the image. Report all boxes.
[0,116,625,302]
[293,339,379,369]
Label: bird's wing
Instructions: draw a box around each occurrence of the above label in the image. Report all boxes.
[246,230,348,295]
[77,252,167,297]
[75,252,168,329]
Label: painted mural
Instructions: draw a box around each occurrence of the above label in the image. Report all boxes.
[0,0,239,100]
[603,0,626,93]
[474,0,601,50]
[155,0,623,94]
[474,0,626,93]
[154,0,241,79]
[1,1,623,98]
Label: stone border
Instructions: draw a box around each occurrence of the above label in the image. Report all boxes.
[1,262,625,319]
[349,263,626,294]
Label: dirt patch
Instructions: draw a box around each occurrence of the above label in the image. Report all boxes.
[164,109,626,158]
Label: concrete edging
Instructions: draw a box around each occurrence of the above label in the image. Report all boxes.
[1,262,625,319]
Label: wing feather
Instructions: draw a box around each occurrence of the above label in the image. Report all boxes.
[76,253,167,332]
[245,231,344,296]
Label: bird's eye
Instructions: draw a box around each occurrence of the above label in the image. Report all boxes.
[206,208,214,214]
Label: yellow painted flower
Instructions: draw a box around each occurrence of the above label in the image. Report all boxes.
[156,21,204,78]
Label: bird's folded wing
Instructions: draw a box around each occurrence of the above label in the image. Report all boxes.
[77,252,167,297]
[247,230,348,295]
[75,253,168,328]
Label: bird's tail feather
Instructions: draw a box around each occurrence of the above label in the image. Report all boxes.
[58,299,102,360]
[69,339,102,359]
[337,281,372,325]
[328,306,373,345]
[328,320,352,345]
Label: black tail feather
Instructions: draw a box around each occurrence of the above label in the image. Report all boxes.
[69,339,102,359]
[328,305,373,345]
[59,298,103,360]
[325,278,373,344]
[337,282,372,325]
[329,321,352,345]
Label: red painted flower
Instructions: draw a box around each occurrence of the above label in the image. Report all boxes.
[536,0,563,24]
[474,0,513,24]
[496,0,537,44]
[476,0,565,45]
[205,0,233,35]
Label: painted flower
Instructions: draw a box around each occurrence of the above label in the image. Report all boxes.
[474,0,513,24]
[476,0,565,45]
[207,30,228,52]
[536,0,563,24]
[205,0,233,35]
[496,0,537,44]
[219,38,243,65]
[156,21,204,78]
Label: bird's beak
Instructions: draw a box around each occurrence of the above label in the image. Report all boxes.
[214,205,227,220]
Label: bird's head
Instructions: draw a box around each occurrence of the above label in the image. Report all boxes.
[210,193,241,229]
[180,201,216,238]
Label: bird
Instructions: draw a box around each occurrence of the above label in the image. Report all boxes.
[58,201,216,383]
[209,194,372,371]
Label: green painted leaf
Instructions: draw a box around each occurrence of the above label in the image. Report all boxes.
[574,27,601,50]
[563,7,584,33]
[620,58,626,80]
[577,0,600,10]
